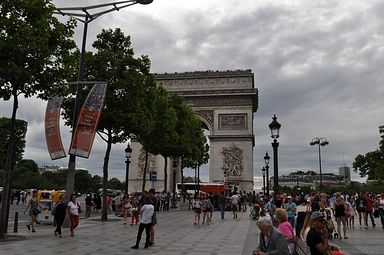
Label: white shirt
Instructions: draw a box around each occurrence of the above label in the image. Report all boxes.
[140,204,154,224]
[68,201,80,216]
[231,194,240,204]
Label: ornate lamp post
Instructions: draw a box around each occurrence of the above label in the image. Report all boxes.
[262,167,266,195]
[124,143,133,195]
[269,115,281,195]
[310,137,329,191]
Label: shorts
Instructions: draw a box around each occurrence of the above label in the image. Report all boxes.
[231,204,238,211]
[335,216,345,223]
[194,208,201,214]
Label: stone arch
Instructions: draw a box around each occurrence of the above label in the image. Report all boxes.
[129,70,258,192]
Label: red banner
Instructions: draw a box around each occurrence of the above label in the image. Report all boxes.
[69,83,107,158]
[45,97,66,160]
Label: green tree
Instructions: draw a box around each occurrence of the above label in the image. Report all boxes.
[150,89,178,192]
[0,117,28,170]
[0,0,76,237]
[108,177,123,190]
[62,28,152,220]
[353,126,384,182]
[74,170,93,193]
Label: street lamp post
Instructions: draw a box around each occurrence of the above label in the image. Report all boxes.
[310,137,329,191]
[262,167,266,195]
[269,115,281,195]
[54,0,153,207]
[124,143,132,196]
[264,152,270,196]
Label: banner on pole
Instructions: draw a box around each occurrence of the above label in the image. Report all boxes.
[45,97,66,160]
[69,83,107,158]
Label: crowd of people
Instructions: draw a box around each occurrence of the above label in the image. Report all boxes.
[246,190,384,255]
[7,186,384,253]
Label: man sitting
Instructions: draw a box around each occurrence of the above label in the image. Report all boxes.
[253,217,289,255]
[307,211,330,255]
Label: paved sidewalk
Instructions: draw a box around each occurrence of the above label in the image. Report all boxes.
[1,207,383,255]
[1,209,258,255]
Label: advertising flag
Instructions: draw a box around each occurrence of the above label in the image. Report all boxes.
[45,97,66,160]
[69,83,107,158]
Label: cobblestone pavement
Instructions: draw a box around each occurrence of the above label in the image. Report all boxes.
[1,203,383,255]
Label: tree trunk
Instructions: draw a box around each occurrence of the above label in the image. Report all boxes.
[0,89,18,238]
[163,156,168,192]
[101,130,112,221]
[141,151,149,193]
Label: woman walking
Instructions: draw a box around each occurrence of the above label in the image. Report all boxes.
[53,194,67,237]
[122,194,131,225]
[131,193,140,225]
[131,195,154,249]
[334,192,348,239]
[67,194,81,237]
[24,190,39,232]
[193,194,202,225]
[201,195,212,225]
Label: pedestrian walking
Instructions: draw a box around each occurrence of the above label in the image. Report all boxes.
[355,193,365,227]
[376,193,384,229]
[24,190,40,232]
[131,194,140,225]
[201,195,212,225]
[53,194,66,238]
[231,192,240,219]
[85,193,93,218]
[363,192,376,228]
[67,194,81,237]
[334,192,348,239]
[284,196,297,227]
[131,195,154,249]
[193,194,202,225]
[121,194,131,225]
[148,188,157,246]
[218,192,226,219]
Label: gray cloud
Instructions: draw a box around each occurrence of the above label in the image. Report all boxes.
[2,0,383,185]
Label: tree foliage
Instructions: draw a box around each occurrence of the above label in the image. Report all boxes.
[0,117,27,169]
[0,0,76,236]
[353,126,384,182]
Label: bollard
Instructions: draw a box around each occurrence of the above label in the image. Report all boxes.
[14,211,18,233]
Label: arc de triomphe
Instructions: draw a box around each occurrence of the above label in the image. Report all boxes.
[129,70,258,193]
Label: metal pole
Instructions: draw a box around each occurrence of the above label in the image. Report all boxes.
[266,165,270,195]
[125,159,130,195]
[318,143,322,191]
[272,139,279,194]
[65,15,89,205]
[262,173,266,195]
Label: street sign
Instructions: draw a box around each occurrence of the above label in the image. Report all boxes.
[150,171,157,181]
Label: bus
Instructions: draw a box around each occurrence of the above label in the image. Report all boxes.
[177,183,230,196]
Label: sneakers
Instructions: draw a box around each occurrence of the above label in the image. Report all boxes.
[131,245,139,249]
[32,229,36,232]
[26,224,30,231]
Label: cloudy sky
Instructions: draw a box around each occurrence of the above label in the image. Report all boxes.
[2,0,384,187]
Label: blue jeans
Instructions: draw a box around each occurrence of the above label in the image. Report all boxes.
[219,204,225,219]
